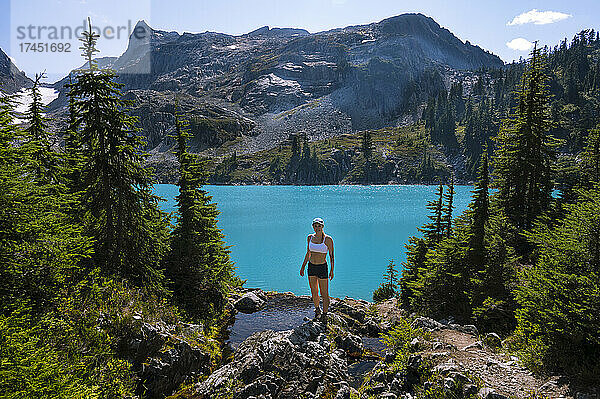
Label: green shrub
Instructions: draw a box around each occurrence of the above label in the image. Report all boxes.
[381,317,430,370]
[372,284,396,302]
[511,187,600,384]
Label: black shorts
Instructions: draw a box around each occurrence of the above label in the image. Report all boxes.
[307,262,328,279]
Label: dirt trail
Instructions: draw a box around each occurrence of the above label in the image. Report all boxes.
[425,329,578,399]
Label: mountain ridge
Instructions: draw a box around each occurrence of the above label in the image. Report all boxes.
[0,48,33,94]
[44,13,503,162]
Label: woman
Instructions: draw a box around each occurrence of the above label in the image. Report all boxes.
[300,217,334,320]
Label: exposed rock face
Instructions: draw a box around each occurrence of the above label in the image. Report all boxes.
[0,47,33,94]
[199,292,594,399]
[46,13,504,162]
[195,320,350,399]
[124,321,212,399]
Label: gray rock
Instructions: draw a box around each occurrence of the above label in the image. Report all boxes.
[449,371,470,384]
[443,377,456,391]
[235,291,266,313]
[196,320,350,398]
[410,317,445,331]
[125,321,211,398]
[366,383,387,395]
[334,333,364,357]
[410,337,421,349]
[478,387,510,399]
[334,385,351,399]
[462,341,484,351]
[455,324,479,336]
[433,361,461,375]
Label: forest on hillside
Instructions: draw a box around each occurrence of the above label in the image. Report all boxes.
[209,29,600,186]
[374,41,600,385]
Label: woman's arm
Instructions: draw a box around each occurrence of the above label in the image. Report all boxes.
[300,235,310,276]
[328,236,334,280]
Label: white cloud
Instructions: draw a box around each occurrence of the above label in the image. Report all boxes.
[506,38,534,51]
[507,9,571,26]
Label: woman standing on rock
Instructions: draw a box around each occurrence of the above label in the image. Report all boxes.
[300,217,334,321]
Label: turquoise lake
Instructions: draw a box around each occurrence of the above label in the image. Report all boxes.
[154,184,474,301]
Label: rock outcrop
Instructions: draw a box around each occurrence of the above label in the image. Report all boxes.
[0,47,33,94]
[182,292,597,399]
[123,320,213,398]
[196,320,350,398]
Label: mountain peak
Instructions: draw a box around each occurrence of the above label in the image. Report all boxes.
[134,20,152,32]
[246,25,309,37]
[0,47,33,93]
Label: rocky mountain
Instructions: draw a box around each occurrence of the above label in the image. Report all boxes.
[47,14,503,163]
[0,48,33,94]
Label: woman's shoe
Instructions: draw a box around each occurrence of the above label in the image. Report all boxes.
[314,307,322,319]
[321,312,328,322]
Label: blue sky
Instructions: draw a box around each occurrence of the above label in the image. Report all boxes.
[1,0,598,83]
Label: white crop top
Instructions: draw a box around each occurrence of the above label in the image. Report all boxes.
[309,234,328,253]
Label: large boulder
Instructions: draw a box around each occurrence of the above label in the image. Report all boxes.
[234,291,267,313]
[195,320,350,398]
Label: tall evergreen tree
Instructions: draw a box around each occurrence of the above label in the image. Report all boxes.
[492,43,560,247]
[24,73,59,184]
[514,186,600,383]
[166,105,240,319]
[582,124,600,184]
[62,73,85,196]
[361,130,373,160]
[442,174,455,238]
[373,260,400,302]
[418,184,444,243]
[469,149,489,247]
[68,20,169,287]
[399,236,427,309]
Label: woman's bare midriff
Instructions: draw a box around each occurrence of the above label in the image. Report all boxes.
[309,251,327,264]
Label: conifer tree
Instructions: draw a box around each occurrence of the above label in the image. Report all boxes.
[492,43,560,247]
[514,187,600,382]
[582,124,600,184]
[62,73,86,199]
[418,184,444,243]
[383,260,399,292]
[68,19,169,287]
[361,130,373,160]
[469,149,489,246]
[166,105,240,319]
[442,174,455,238]
[290,134,301,158]
[24,73,59,184]
[373,260,400,302]
[399,236,427,309]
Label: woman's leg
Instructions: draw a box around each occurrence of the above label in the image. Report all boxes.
[308,276,320,310]
[318,278,330,313]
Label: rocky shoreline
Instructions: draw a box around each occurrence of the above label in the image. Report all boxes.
[127,289,599,399]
